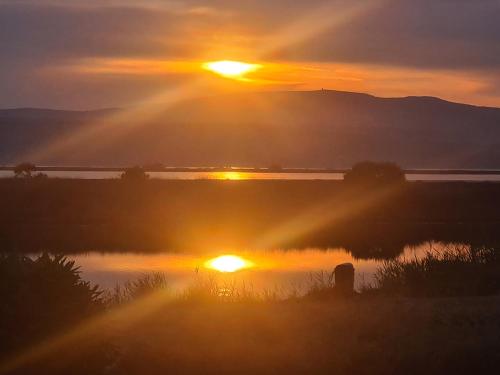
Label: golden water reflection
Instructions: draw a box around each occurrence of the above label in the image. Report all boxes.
[205,255,253,272]
[70,245,433,294]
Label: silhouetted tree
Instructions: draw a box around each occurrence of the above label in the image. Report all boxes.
[344,161,405,186]
[0,254,111,374]
[120,166,149,181]
[13,162,36,178]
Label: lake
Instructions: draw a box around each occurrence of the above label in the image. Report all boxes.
[4,173,497,296]
[65,243,440,295]
[3,170,500,181]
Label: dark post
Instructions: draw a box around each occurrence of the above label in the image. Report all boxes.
[334,263,355,295]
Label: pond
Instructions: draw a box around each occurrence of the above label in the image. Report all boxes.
[67,243,438,295]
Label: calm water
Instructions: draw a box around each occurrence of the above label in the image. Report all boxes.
[67,244,436,295]
[3,170,500,181]
[5,169,495,294]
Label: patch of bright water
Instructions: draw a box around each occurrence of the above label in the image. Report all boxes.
[68,244,440,295]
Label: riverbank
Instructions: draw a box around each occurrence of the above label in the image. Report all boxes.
[2,179,500,254]
[2,165,500,174]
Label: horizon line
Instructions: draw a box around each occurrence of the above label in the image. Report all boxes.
[1,89,499,112]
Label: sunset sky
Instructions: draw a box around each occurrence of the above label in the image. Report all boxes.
[1,0,499,109]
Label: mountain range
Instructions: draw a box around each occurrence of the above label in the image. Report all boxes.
[1,90,500,168]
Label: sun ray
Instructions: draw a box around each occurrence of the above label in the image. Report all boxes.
[253,183,400,250]
[0,288,174,374]
[20,0,386,168]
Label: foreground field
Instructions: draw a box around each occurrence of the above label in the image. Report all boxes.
[1,251,499,375]
[110,296,500,374]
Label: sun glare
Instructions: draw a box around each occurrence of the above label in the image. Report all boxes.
[203,60,261,79]
[205,255,253,273]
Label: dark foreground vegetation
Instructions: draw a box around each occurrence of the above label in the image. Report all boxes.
[374,245,500,297]
[0,249,499,375]
[0,254,110,375]
[2,178,500,258]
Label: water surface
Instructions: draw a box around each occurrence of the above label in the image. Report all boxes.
[69,244,435,295]
[3,170,500,181]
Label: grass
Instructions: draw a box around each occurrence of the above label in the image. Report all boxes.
[105,244,500,305]
[98,246,500,373]
[109,295,500,375]
[109,273,169,304]
[105,268,347,306]
[373,245,500,297]
[107,273,284,305]
[2,247,500,374]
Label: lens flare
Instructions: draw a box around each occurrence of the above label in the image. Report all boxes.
[205,255,253,272]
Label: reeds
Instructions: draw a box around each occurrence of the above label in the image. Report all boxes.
[374,244,500,297]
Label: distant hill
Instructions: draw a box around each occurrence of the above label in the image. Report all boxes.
[1,90,500,168]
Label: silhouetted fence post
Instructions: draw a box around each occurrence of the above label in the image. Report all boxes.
[334,263,355,295]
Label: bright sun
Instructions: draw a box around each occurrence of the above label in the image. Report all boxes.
[205,255,253,272]
[202,60,261,79]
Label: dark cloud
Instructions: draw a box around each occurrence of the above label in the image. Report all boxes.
[3,0,497,67]
[0,0,499,108]
[0,0,225,108]
[268,0,500,69]
[0,2,213,62]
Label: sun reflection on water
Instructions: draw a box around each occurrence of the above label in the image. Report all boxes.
[212,171,243,180]
[66,245,432,293]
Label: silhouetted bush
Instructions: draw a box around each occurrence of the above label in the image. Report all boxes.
[374,245,500,297]
[344,161,405,186]
[13,162,36,178]
[120,166,149,181]
[0,253,111,374]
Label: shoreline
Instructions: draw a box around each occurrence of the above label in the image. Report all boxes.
[2,165,500,175]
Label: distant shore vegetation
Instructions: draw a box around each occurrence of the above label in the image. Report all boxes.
[6,161,407,182]
[120,166,149,181]
[344,161,406,186]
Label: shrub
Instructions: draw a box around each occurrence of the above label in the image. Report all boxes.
[344,161,405,186]
[120,166,149,181]
[0,253,109,373]
[13,162,36,178]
